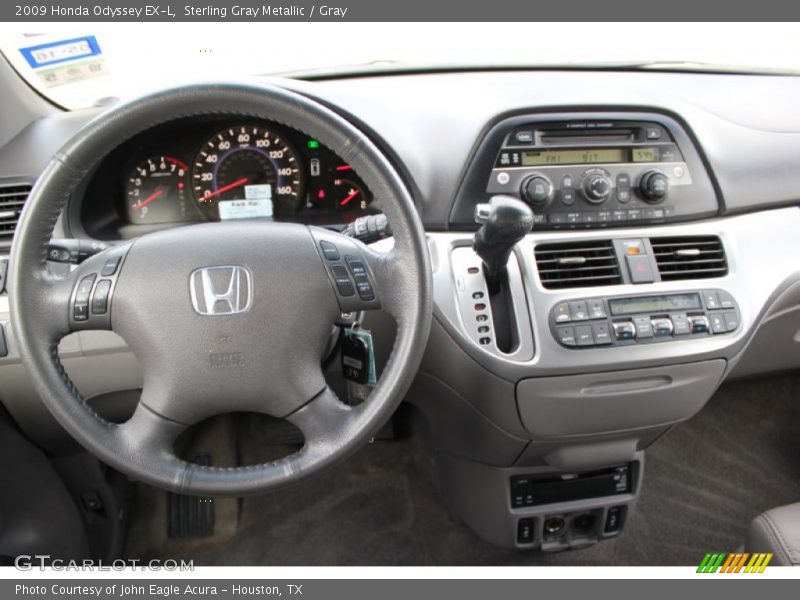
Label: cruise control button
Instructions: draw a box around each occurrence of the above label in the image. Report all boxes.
[575,325,594,347]
[101,255,121,277]
[345,256,367,278]
[331,265,354,296]
[320,240,340,261]
[556,326,576,347]
[592,323,612,345]
[569,301,589,321]
[73,303,89,321]
[633,316,653,338]
[355,281,375,301]
[75,274,96,304]
[91,280,112,315]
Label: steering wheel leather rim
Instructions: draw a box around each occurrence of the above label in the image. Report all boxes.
[8,82,432,496]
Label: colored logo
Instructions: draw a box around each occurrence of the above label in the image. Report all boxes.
[697,552,773,573]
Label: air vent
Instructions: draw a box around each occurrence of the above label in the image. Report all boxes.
[651,236,727,281]
[0,183,32,248]
[534,240,622,289]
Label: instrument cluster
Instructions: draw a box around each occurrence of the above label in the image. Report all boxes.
[81,117,378,236]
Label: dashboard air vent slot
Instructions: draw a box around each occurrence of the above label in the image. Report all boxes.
[0,183,32,249]
[535,240,621,289]
[651,236,727,281]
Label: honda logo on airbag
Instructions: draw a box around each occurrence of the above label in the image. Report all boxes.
[189,266,252,316]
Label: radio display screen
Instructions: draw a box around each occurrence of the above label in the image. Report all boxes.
[609,293,702,316]
[631,148,659,162]
[520,148,626,166]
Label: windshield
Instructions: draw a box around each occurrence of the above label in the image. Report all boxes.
[1,22,799,110]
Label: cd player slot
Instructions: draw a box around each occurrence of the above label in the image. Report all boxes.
[539,132,635,145]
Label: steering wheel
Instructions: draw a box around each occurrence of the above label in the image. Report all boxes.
[8,83,432,496]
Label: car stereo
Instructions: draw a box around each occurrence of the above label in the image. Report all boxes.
[448,113,720,229]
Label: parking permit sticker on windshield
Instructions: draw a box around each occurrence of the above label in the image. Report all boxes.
[18,36,109,88]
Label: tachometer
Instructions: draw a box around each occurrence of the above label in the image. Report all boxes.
[191,125,303,220]
[125,156,194,224]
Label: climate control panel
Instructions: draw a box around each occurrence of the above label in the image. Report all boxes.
[549,290,740,349]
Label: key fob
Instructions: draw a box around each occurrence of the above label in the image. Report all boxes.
[341,334,369,384]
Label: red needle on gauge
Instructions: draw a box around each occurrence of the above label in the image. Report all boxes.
[133,188,164,210]
[202,177,249,201]
[339,189,360,207]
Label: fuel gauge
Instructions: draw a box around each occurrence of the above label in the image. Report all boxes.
[333,177,369,212]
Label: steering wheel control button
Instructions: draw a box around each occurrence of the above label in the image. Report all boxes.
[556,326,576,347]
[613,321,636,341]
[320,240,340,261]
[91,280,112,315]
[331,265,355,297]
[100,255,121,277]
[568,301,589,321]
[73,274,97,321]
[355,281,375,301]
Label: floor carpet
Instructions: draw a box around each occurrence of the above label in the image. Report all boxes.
[123,372,800,565]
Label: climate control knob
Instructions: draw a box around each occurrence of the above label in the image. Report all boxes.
[639,170,670,203]
[582,173,612,204]
[520,175,553,208]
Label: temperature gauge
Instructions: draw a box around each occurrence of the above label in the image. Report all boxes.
[333,178,368,212]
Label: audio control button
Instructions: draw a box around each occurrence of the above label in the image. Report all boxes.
[616,173,632,203]
[521,176,552,207]
[561,189,576,206]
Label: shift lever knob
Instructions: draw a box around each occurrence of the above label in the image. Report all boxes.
[473,195,534,294]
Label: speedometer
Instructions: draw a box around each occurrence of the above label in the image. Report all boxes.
[191,125,303,220]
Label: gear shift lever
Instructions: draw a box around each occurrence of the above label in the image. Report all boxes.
[473,195,534,294]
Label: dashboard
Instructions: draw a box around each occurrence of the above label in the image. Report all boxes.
[77,117,378,240]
